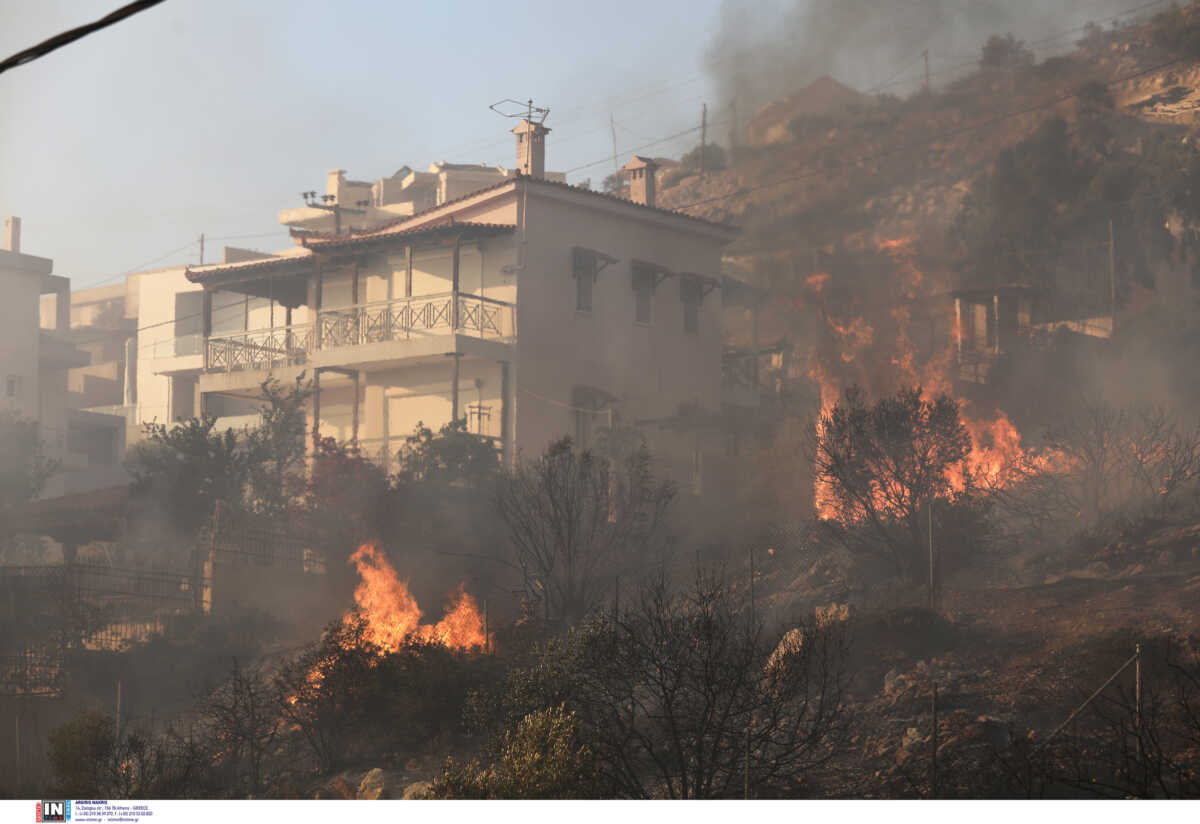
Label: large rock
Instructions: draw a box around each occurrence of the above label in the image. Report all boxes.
[402,781,433,800]
[357,768,392,800]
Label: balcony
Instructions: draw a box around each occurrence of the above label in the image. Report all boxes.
[203,293,514,374]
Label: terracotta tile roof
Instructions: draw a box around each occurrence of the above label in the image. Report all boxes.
[185,251,316,284]
[295,219,515,250]
[294,174,738,246]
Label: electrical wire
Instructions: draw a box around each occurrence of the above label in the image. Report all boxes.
[0,0,167,77]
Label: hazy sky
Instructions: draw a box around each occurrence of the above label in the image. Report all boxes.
[1,0,728,288]
[1,0,1165,290]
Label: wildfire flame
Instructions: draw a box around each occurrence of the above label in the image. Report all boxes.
[346,544,489,652]
[807,236,1066,520]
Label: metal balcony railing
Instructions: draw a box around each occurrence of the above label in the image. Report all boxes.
[317,293,514,349]
[205,324,314,373]
[202,294,515,374]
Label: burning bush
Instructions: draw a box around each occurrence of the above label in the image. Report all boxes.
[275,611,498,775]
[808,385,994,578]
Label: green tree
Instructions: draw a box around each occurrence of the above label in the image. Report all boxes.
[48,709,117,798]
[128,376,312,534]
[243,375,312,517]
[395,418,499,486]
[128,415,245,536]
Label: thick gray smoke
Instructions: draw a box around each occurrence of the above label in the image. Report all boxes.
[706,0,1166,119]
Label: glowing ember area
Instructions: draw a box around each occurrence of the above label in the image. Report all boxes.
[346,544,489,652]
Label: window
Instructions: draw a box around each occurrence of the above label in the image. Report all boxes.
[571,385,613,450]
[5,376,18,398]
[681,279,701,334]
[573,249,595,313]
[632,266,654,324]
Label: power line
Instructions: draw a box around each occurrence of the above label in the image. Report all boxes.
[0,0,168,77]
[81,239,199,289]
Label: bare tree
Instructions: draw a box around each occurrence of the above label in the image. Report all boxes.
[489,568,847,798]
[197,659,280,796]
[497,434,675,624]
[1046,402,1200,528]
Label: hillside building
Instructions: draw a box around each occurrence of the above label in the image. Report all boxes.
[1,218,127,498]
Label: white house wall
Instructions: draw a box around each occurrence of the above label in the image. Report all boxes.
[513,192,725,466]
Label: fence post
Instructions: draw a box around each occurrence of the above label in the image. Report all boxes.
[931,682,938,798]
[1135,642,1142,762]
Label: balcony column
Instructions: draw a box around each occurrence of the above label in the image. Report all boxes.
[500,360,512,468]
[405,245,413,297]
[312,368,322,453]
[202,290,213,338]
[451,234,461,330]
[450,353,462,423]
[352,370,360,449]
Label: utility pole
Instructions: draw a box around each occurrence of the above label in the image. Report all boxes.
[1135,642,1143,760]
[700,102,708,179]
[928,499,935,611]
[610,113,618,175]
[923,50,930,93]
[199,233,204,265]
[748,545,755,625]
[729,100,737,151]
[1109,217,1117,324]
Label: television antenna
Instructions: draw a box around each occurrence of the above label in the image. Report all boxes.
[489,98,550,125]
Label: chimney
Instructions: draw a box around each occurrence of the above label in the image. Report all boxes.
[621,156,660,208]
[512,119,550,178]
[327,169,346,202]
[3,216,20,253]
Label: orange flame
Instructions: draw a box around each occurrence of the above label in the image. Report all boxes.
[346,544,489,652]
[806,236,1066,520]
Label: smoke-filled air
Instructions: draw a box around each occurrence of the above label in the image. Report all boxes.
[2,0,1200,805]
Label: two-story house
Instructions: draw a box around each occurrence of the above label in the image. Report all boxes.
[171,121,742,490]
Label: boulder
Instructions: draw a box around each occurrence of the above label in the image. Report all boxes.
[358,768,408,800]
[402,781,433,800]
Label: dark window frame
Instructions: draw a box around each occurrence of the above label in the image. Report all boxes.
[681,278,701,334]
[573,249,596,314]
[632,265,655,325]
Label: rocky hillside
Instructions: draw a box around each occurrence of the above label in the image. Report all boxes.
[661,4,1200,287]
